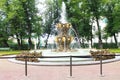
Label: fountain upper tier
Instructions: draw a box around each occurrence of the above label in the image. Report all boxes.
[56,23,72,35]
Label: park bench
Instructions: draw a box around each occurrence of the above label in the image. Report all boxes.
[0,47,10,51]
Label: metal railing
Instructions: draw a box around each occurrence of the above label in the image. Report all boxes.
[0,54,120,77]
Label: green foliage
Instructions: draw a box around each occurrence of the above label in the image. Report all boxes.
[0,0,120,49]
[102,0,120,47]
[93,43,118,49]
[66,0,92,38]
[0,0,42,49]
[9,43,30,50]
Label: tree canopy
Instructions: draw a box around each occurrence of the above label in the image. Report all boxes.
[0,0,120,49]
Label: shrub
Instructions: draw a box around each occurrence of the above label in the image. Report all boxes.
[16,51,42,62]
[90,49,115,61]
[93,43,118,49]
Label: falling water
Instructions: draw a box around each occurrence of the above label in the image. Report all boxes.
[69,27,81,48]
[59,2,67,23]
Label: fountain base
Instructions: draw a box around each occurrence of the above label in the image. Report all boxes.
[8,49,120,66]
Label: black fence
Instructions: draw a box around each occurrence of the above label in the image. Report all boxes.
[0,54,120,77]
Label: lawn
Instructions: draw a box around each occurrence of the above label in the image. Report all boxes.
[0,50,23,56]
[0,49,120,56]
[109,49,120,53]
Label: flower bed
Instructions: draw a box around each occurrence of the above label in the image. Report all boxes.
[16,51,42,62]
[90,49,115,61]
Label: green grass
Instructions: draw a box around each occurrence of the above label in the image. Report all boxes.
[109,49,120,53]
[0,50,24,56]
[0,49,120,56]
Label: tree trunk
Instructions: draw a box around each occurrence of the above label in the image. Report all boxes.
[17,38,21,50]
[113,33,118,48]
[28,37,32,49]
[90,36,93,48]
[44,34,50,48]
[82,38,85,48]
[96,16,103,49]
[20,35,23,50]
[90,25,93,48]
[37,36,41,49]
[16,34,21,50]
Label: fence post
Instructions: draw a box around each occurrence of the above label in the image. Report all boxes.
[100,54,103,77]
[25,56,27,76]
[70,55,72,77]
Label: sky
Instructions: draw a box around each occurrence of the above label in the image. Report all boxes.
[36,0,47,15]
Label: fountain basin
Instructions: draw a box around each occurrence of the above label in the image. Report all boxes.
[8,49,120,66]
[32,49,93,62]
[8,55,120,66]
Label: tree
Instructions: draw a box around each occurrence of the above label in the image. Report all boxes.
[0,0,42,49]
[20,0,37,49]
[7,0,27,49]
[65,0,93,48]
[42,0,61,48]
[0,0,11,47]
[87,0,103,48]
[103,0,120,47]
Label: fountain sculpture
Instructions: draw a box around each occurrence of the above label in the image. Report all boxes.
[55,2,74,52]
[55,23,73,51]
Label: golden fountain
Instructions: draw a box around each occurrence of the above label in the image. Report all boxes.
[55,23,73,51]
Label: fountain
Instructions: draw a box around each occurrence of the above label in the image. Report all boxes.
[8,2,118,66]
[55,2,78,52]
[55,23,73,51]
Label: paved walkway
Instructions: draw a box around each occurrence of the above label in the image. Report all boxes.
[0,59,120,80]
